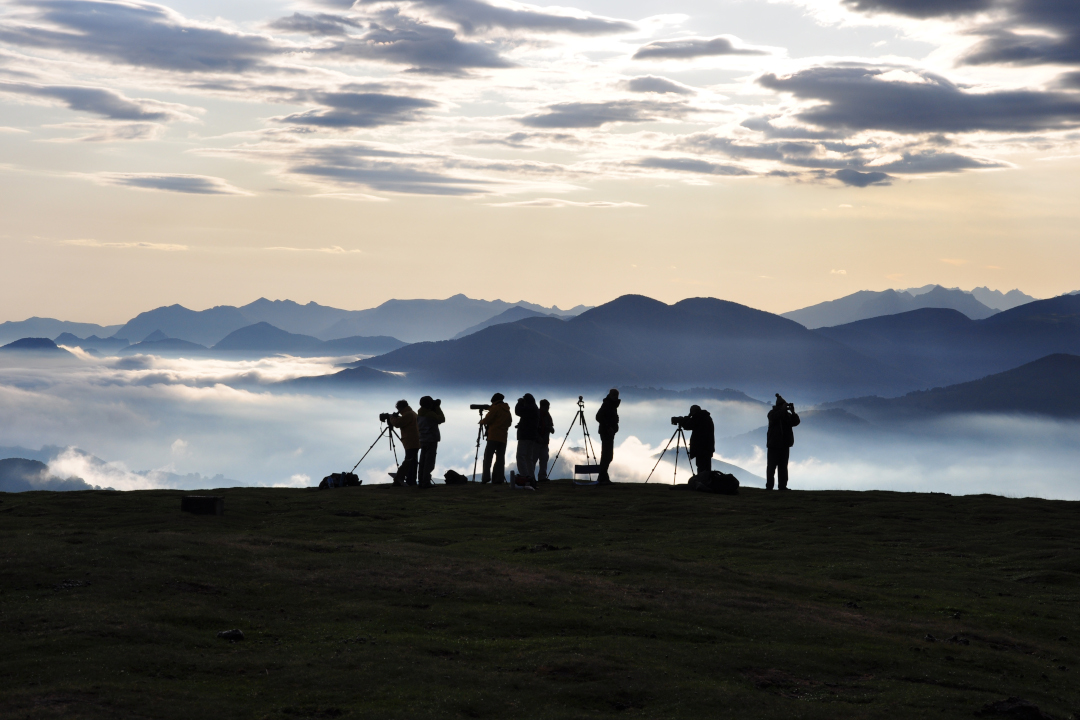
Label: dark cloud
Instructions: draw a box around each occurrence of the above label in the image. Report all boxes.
[759,67,1080,133]
[623,75,694,95]
[285,144,491,195]
[0,81,185,121]
[318,11,511,72]
[740,116,843,139]
[268,13,363,37]
[834,169,892,187]
[519,99,692,128]
[633,35,767,61]
[635,157,753,176]
[275,91,436,128]
[841,0,993,18]
[0,0,280,73]
[463,131,581,148]
[96,173,247,194]
[1056,71,1080,90]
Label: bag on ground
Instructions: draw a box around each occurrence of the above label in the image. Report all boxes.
[443,469,468,485]
[319,472,361,489]
[690,471,739,495]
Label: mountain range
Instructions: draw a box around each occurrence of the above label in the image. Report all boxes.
[451,306,555,339]
[782,286,1001,329]
[904,285,1037,311]
[0,318,122,346]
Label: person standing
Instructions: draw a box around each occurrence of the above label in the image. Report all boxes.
[480,393,512,484]
[416,396,445,489]
[595,388,620,485]
[766,394,801,491]
[535,398,555,482]
[677,404,715,479]
[514,394,540,487]
[386,399,420,486]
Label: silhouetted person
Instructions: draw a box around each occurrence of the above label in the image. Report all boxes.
[386,399,420,486]
[595,388,620,484]
[514,394,540,487]
[535,399,554,482]
[766,394,800,491]
[480,393,512,484]
[416,396,445,489]
[675,404,714,478]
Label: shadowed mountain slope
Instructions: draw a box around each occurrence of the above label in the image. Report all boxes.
[213,323,407,357]
[111,305,251,347]
[237,298,353,336]
[119,338,210,357]
[54,333,129,351]
[825,354,1080,421]
[784,286,997,329]
[815,295,1080,386]
[357,295,913,398]
[0,337,75,356]
[452,306,551,339]
[0,318,122,346]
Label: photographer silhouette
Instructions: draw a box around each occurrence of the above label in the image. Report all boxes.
[766,394,801,491]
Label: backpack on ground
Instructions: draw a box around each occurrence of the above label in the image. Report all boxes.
[443,469,468,485]
[690,471,739,495]
[319,472,361,489]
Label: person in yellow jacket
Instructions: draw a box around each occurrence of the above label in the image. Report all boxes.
[386,399,420,486]
[479,392,512,484]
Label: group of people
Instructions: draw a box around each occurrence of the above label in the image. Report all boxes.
[380,389,800,490]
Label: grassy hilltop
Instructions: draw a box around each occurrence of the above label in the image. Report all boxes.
[0,483,1077,719]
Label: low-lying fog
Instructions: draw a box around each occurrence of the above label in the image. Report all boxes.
[2,353,1079,500]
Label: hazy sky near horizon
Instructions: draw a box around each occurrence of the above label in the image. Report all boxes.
[2,0,1079,324]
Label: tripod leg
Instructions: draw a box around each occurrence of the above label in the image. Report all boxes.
[547,412,579,479]
[351,425,391,474]
[645,426,682,483]
[472,425,483,482]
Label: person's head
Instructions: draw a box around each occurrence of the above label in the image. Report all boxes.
[491,392,504,404]
[419,395,434,409]
[523,392,534,403]
[540,399,550,410]
[775,394,786,408]
[396,399,410,411]
[690,404,701,415]
[607,388,619,400]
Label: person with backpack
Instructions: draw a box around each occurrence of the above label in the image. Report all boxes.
[595,388,620,485]
[674,404,714,479]
[766,394,801,491]
[385,399,420,486]
[514,394,540,487]
[479,393,512,484]
[535,398,555,482]
[416,396,445,489]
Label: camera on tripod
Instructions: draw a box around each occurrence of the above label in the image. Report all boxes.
[670,416,687,427]
[379,412,394,422]
[470,404,491,411]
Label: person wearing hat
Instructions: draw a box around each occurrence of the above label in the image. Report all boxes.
[595,388,620,484]
[535,399,555,482]
[514,393,540,487]
[416,396,445,489]
[479,393,512,484]
[766,394,800,491]
[385,399,420,486]
[676,404,715,479]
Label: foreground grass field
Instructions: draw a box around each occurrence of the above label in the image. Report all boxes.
[0,482,1077,719]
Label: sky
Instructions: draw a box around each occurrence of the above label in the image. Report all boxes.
[1,0,1079,324]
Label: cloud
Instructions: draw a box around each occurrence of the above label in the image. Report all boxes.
[269,12,363,37]
[0,81,197,121]
[63,238,188,250]
[273,91,437,128]
[263,245,364,253]
[90,173,250,195]
[387,0,635,36]
[487,198,645,208]
[519,99,693,128]
[834,168,892,187]
[758,66,1080,133]
[45,121,166,142]
[621,75,694,95]
[831,268,847,274]
[635,157,753,176]
[940,257,969,265]
[0,0,282,73]
[633,35,769,60]
[841,0,993,18]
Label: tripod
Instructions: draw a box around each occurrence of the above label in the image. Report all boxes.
[548,396,599,480]
[471,406,487,482]
[645,424,690,484]
[351,421,402,476]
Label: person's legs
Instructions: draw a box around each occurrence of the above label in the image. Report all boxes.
[696,454,712,477]
[400,448,419,486]
[516,440,535,482]
[419,443,437,486]
[536,441,550,481]
[598,431,614,483]
[482,441,494,483]
[766,447,777,490]
[491,441,506,483]
[778,447,790,490]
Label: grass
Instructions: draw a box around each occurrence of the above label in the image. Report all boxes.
[0,482,1077,719]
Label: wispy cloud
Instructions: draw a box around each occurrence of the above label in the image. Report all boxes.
[487,198,645,208]
[88,172,250,195]
[263,245,363,254]
[63,239,188,251]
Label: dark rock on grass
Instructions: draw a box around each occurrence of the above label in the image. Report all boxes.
[512,543,570,553]
[975,696,1055,719]
[217,629,244,641]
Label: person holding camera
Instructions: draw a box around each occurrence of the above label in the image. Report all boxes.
[766,394,801,491]
[514,394,540,487]
[595,388,620,485]
[535,399,555,482]
[479,393,512,484]
[383,400,420,486]
[673,405,715,479]
[416,396,445,489]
